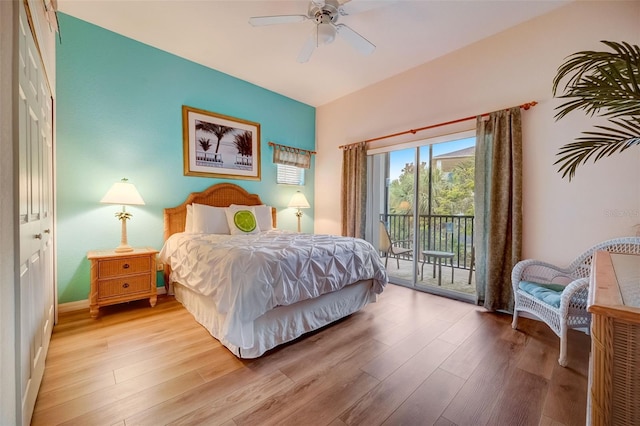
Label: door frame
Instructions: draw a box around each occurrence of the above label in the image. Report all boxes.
[366,130,477,303]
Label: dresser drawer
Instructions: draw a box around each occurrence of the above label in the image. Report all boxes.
[98,256,151,278]
[98,274,152,299]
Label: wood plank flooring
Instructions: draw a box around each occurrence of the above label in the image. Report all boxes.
[33,284,591,426]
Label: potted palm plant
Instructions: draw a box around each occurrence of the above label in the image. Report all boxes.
[552,41,640,180]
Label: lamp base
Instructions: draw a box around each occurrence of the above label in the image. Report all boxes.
[295,209,303,233]
[115,214,133,253]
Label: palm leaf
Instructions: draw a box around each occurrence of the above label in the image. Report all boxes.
[553,41,640,93]
[554,118,640,180]
[553,41,640,120]
[555,68,640,119]
[553,40,640,180]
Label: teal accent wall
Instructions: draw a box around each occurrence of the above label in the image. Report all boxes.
[56,13,316,303]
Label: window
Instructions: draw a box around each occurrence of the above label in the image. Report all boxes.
[277,164,305,185]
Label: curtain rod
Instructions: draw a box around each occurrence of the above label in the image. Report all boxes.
[338,101,537,149]
[268,141,316,155]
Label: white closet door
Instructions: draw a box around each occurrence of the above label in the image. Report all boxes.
[17,3,55,424]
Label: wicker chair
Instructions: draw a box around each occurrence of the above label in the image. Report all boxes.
[511,237,640,367]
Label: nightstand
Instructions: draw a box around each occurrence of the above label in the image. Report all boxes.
[87,247,159,318]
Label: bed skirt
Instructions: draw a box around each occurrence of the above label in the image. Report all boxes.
[173,280,377,358]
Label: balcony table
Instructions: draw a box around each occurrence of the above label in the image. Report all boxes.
[421,250,455,286]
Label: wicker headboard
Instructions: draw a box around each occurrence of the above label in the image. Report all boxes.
[163,182,277,242]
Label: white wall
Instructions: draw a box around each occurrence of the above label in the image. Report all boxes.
[315,0,640,266]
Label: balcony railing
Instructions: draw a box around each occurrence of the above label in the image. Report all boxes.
[380,213,474,270]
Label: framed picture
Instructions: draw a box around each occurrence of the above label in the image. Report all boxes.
[182,105,261,180]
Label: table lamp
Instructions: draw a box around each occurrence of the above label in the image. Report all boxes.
[288,191,310,233]
[100,178,145,252]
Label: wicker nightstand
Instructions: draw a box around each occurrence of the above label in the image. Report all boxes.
[87,247,159,318]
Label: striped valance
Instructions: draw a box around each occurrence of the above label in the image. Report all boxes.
[269,142,316,169]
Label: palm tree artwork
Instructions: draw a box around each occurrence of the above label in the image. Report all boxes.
[233,131,253,157]
[233,131,253,168]
[197,137,212,162]
[552,41,640,180]
[198,138,212,151]
[195,121,235,161]
[233,130,253,169]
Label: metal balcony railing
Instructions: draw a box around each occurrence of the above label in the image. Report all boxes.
[380,213,474,270]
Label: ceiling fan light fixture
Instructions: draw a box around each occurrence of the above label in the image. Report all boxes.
[251,0,378,62]
[316,23,336,45]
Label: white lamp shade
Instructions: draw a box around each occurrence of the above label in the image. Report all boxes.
[100,180,145,205]
[288,191,310,209]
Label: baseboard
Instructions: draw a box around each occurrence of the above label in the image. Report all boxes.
[58,299,89,313]
[57,286,168,313]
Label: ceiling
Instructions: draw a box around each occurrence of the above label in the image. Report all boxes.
[57,0,569,107]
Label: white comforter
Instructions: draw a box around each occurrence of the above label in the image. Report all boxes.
[159,230,388,348]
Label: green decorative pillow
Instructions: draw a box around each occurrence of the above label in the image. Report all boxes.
[225,206,261,235]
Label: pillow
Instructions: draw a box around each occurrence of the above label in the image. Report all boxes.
[518,281,564,308]
[230,204,273,231]
[192,203,230,234]
[225,205,261,235]
[184,204,193,233]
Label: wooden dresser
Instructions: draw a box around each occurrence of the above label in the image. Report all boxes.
[587,251,640,425]
[87,247,159,318]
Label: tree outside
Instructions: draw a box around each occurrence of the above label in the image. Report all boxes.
[388,159,474,216]
[433,159,475,216]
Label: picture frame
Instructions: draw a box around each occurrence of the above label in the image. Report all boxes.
[182,105,261,180]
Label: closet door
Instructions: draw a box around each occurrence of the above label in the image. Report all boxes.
[17,4,55,424]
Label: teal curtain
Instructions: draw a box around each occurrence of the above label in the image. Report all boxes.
[474,107,523,312]
[341,142,367,238]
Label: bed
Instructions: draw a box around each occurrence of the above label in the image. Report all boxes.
[159,182,388,358]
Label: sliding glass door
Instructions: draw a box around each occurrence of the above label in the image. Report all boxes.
[378,147,416,282]
[369,133,477,301]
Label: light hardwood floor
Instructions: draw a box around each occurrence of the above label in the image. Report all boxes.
[33,284,590,426]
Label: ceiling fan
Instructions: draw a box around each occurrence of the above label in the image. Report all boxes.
[249,0,382,63]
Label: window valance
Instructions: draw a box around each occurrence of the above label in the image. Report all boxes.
[269,142,316,169]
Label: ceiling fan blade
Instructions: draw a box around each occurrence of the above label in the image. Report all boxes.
[311,0,326,7]
[249,15,308,26]
[335,24,375,55]
[297,31,317,63]
[339,0,396,16]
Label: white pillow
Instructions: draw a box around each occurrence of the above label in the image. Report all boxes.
[184,204,193,233]
[192,203,230,234]
[230,204,273,231]
[225,205,261,235]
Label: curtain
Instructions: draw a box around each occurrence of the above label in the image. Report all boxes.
[341,142,367,238]
[474,107,523,312]
[272,144,312,169]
